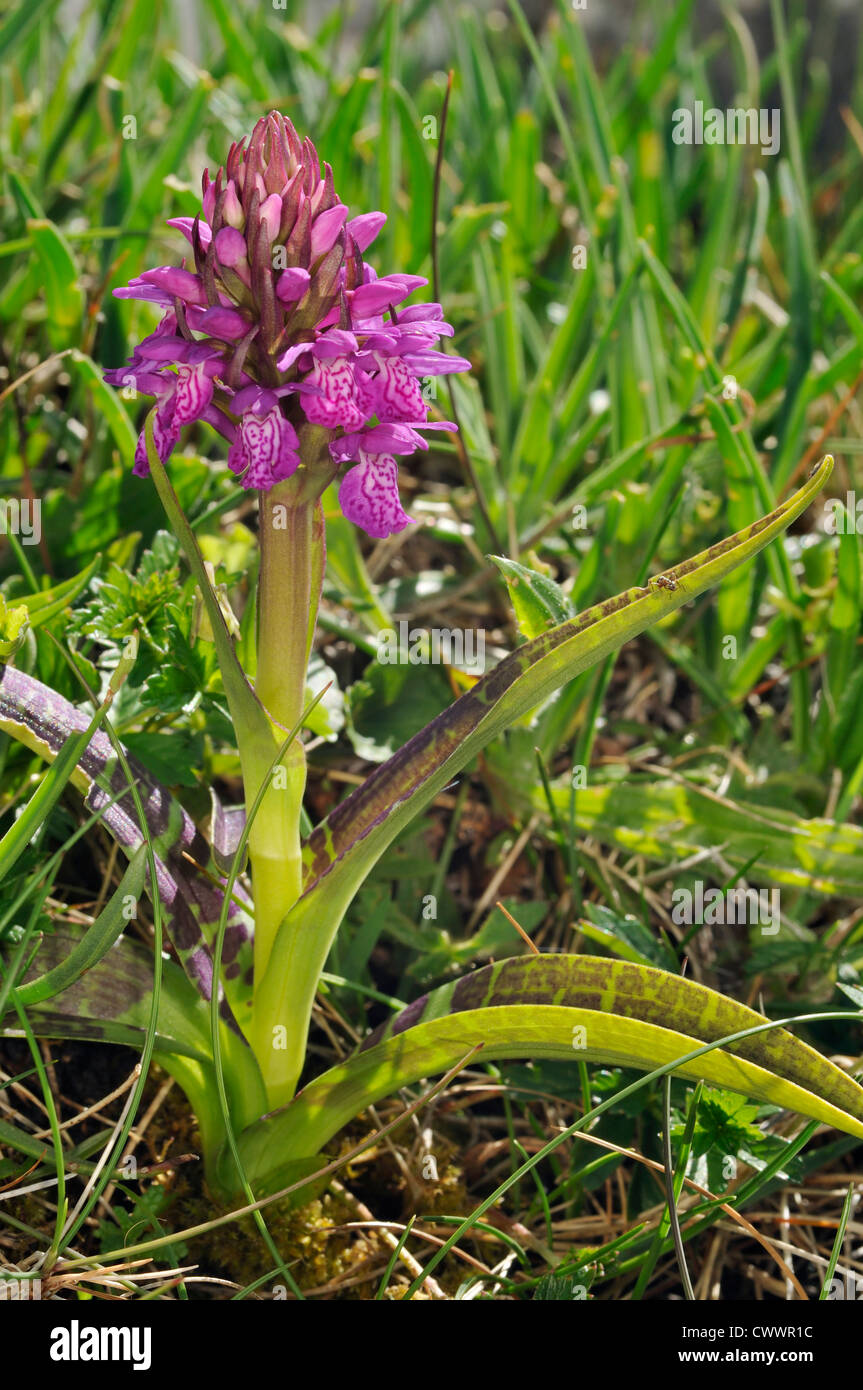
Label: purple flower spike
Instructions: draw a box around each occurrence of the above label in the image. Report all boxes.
[106,111,470,537]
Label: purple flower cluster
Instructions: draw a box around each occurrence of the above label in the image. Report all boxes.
[105,112,470,538]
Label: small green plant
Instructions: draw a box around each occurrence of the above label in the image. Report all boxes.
[2,113,862,1237]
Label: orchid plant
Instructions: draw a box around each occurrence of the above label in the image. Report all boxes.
[3,113,863,1212]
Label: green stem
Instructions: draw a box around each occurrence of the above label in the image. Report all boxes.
[256,493,315,731]
[246,491,323,1096]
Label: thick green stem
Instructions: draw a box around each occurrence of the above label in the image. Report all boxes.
[256,493,315,733]
[250,492,313,974]
[246,491,324,1098]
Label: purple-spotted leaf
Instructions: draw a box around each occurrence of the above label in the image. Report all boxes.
[250,458,833,1103]
[210,788,248,877]
[300,459,833,904]
[235,954,863,1196]
[0,664,254,1026]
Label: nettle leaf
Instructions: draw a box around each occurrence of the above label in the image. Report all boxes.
[490,555,574,639]
[141,621,223,715]
[236,954,863,1193]
[345,657,452,763]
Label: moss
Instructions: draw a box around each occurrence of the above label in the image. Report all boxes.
[174,1183,376,1295]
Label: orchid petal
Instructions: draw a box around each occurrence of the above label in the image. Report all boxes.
[339,452,414,539]
[301,357,368,430]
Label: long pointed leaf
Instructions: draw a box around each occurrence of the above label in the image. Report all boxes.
[237,954,863,1194]
[253,458,833,1098]
[299,457,831,905]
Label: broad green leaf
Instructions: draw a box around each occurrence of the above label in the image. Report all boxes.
[250,457,834,1103]
[237,955,863,1194]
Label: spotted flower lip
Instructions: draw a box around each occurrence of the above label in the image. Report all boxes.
[339,450,415,539]
[106,110,471,535]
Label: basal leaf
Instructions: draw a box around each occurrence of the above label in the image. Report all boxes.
[251,459,833,1101]
[237,954,863,1194]
[300,458,832,902]
[490,555,574,638]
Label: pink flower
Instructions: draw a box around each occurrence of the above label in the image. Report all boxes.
[106,112,470,535]
[228,405,300,490]
[339,450,415,539]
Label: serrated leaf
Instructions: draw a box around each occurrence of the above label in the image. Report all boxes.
[491,555,574,638]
